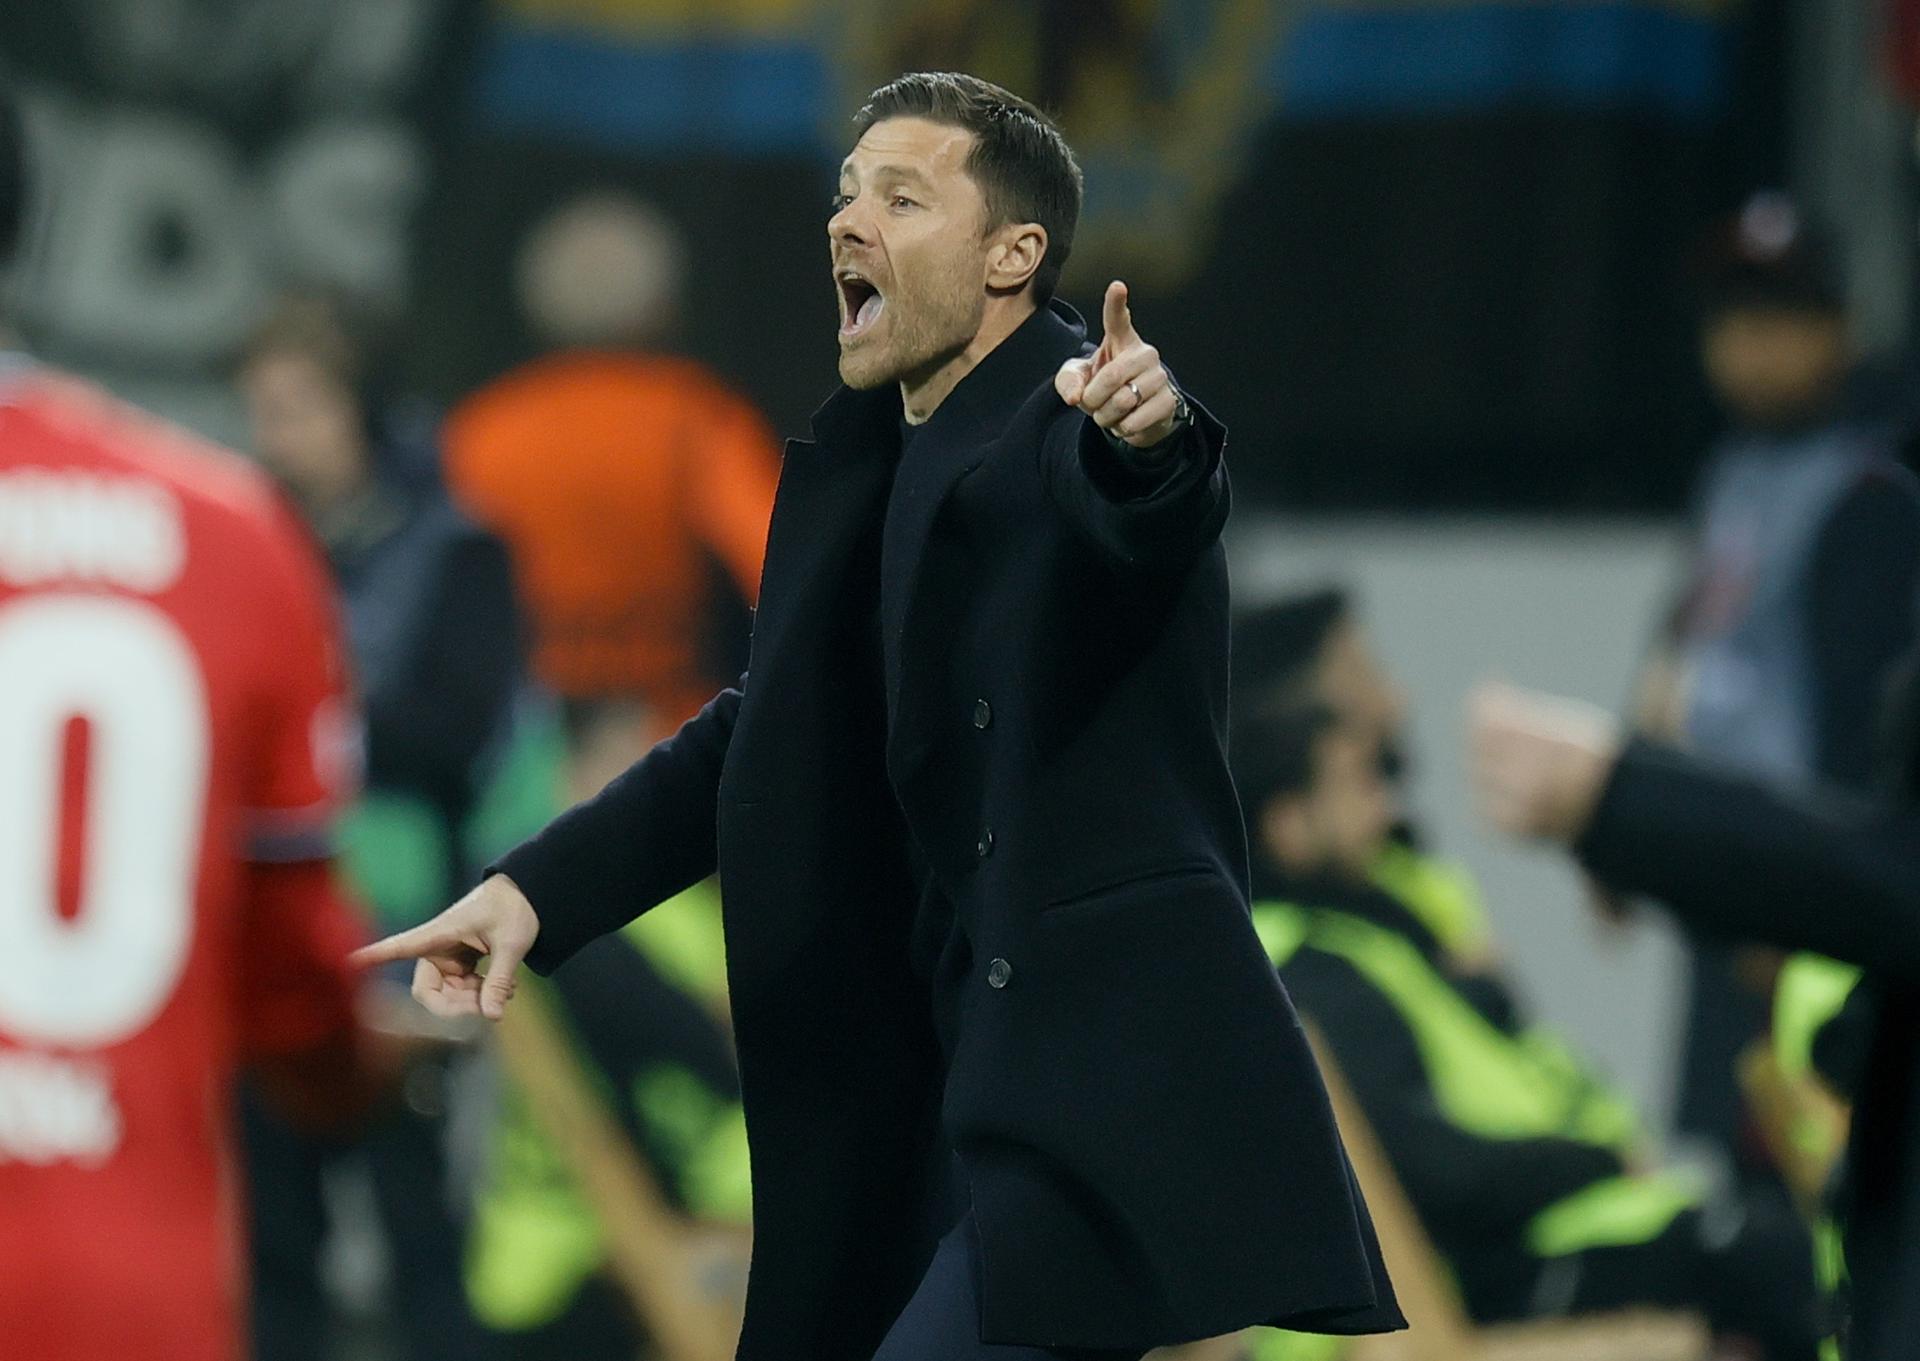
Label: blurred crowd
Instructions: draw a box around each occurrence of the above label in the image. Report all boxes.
[189,173,1917,1361]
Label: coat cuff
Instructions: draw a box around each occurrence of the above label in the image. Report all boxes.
[1571,738,1665,892]
[486,847,596,977]
[1077,393,1222,508]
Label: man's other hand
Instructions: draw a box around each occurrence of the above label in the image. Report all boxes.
[1469,682,1622,846]
[349,875,540,1021]
[1055,280,1183,449]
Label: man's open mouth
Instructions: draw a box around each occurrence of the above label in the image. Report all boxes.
[837,269,884,339]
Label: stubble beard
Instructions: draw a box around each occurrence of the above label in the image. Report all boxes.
[838,274,984,393]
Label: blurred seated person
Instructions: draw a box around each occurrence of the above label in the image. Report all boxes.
[1231,595,1821,1360]
[237,293,523,1361]
[442,191,780,745]
[1231,589,1491,967]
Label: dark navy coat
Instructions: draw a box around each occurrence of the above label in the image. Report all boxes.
[499,301,1402,1357]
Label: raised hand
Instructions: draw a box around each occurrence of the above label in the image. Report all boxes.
[348,874,541,1021]
[1055,280,1183,449]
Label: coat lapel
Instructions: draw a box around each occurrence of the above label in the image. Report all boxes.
[727,386,899,797]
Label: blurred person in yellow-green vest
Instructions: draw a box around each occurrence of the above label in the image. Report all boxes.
[1228,590,1489,966]
[462,698,748,1360]
[1230,592,1821,1361]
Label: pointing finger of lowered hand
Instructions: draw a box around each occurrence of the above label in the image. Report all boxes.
[351,918,468,970]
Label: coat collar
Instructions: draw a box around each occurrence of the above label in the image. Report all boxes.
[806,298,1090,454]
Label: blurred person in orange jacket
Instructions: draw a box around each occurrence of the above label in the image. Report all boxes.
[443,192,779,754]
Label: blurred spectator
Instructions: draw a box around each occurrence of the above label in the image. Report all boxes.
[242,295,524,905]
[1233,593,1821,1359]
[0,89,420,1361]
[442,191,780,749]
[1231,588,1408,769]
[1640,193,1920,1185]
[237,293,522,1361]
[1231,589,1494,964]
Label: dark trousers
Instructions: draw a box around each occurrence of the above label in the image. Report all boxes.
[870,1213,1146,1361]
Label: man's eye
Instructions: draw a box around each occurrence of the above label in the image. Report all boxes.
[830,192,853,212]
[891,195,917,209]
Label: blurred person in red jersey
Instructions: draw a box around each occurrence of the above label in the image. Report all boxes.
[1636,193,1920,1191]
[0,88,421,1361]
[442,192,779,760]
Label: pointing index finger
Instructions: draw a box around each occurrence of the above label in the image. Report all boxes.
[1102,280,1136,347]
[350,923,453,970]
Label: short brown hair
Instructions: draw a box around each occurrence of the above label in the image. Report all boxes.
[853,71,1083,302]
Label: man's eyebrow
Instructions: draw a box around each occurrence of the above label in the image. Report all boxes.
[838,161,933,186]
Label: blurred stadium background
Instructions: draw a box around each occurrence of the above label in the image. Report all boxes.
[3,1,1914,1357]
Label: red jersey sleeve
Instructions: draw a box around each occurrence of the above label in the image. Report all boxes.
[242,498,360,863]
[237,497,368,1058]
[237,861,367,1060]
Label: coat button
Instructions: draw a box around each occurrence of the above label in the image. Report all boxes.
[975,828,995,858]
[987,958,1012,989]
[973,699,993,729]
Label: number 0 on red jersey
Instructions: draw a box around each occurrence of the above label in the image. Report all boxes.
[0,365,366,1361]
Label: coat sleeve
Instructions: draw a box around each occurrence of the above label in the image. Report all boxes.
[1804,475,1920,787]
[1037,381,1230,573]
[496,680,744,975]
[1577,739,1920,982]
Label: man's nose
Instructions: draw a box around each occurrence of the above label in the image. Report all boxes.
[828,194,870,246]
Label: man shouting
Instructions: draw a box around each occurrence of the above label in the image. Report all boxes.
[357,71,1400,1361]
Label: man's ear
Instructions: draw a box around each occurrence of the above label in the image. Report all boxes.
[986,222,1048,294]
